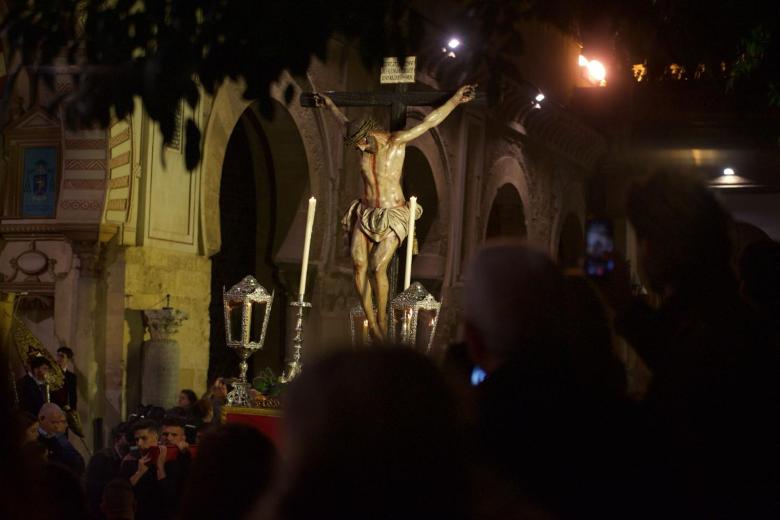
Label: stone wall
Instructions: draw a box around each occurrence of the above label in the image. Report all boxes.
[123,246,211,397]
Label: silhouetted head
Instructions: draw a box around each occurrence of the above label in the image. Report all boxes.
[738,239,780,314]
[180,423,277,520]
[101,479,135,520]
[11,411,39,447]
[178,389,198,408]
[562,275,627,400]
[267,348,468,520]
[464,242,568,373]
[627,170,734,291]
[25,462,90,519]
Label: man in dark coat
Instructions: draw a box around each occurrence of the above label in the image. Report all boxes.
[52,346,78,411]
[17,356,50,416]
[86,422,130,517]
[37,402,85,476]
[120,420,184,520]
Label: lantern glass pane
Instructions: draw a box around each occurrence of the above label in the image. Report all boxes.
[415,308,437,352]
[228,302,244,343]
[249,301,268,343]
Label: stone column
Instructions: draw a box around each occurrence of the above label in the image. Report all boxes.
[141,308,188,409]
[71,240,102,449]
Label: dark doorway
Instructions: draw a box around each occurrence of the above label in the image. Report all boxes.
[402,146,438,248]
[208,101,309,384]
[486,184,527,239]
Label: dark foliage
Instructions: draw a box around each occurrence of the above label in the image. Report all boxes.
[1,0,424,169]
[2,0,778,171]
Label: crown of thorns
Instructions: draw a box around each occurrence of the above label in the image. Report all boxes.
[344,118,379,146]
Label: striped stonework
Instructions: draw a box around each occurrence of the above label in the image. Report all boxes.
[107,176,130,189]
[64,139,105,149]
[105,198,128,211]
[63,179,105,190]
[64,159,107,171]
[59,128,107,219]
[109,151,130,169]
[104,118,133,225]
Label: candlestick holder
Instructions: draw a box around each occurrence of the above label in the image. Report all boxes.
[279,300,311,383]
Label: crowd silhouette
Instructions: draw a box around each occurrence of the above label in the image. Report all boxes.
[1,170,778,519]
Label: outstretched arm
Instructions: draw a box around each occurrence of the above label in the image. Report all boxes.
[314,93,349,125]
[392,84,476,144]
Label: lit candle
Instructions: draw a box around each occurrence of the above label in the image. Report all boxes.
[298,197,317,302]
[362,319,369,345]
[404,196,417,289]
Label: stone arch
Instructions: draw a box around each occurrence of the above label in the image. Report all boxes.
[482,156,531,241]
[203,74,334,378]
[200,74,334,260]
[550,179,587,260]
[403,111,452,284]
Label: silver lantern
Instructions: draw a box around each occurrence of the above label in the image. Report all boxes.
[223,275,274,406]
[349,303,376,347]
[389,282,441,353]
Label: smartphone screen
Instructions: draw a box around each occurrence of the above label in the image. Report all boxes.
[585,219,615,277]
[470,366,487,386]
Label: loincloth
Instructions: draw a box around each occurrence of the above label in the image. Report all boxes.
[341,199,423,243]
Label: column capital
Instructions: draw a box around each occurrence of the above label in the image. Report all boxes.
[143,308,189,341]
[71,240,102,277]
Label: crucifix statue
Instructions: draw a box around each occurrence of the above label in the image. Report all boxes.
[303,84,476,341]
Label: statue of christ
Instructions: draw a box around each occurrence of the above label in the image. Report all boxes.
[315,84,476,341]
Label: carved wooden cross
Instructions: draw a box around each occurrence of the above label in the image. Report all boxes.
[300,86,484,130]
[299,85,484,323]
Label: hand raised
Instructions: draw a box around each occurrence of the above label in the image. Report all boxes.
[156,445,168,468]
[455,84,477,104]
[313,93,333,108]
[136,455,151,475]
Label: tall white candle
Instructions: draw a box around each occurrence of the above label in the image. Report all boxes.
[298,197,317,302]
[404,196,417,290]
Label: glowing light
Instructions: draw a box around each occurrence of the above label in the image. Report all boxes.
[535,92,545,102]
[447,51,456,58]
[447,38,461,49]
[533,102,541,109]
[723,167,735,176]
[586,59,607,83]
[579,55,607,86]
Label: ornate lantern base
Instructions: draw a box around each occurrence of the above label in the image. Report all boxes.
[227,381,251,407]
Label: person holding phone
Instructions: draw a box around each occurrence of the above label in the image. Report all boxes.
[120,420,182,520]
